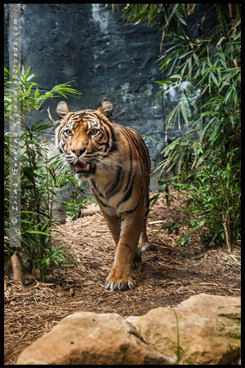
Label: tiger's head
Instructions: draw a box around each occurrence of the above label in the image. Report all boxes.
[55,98,116,179]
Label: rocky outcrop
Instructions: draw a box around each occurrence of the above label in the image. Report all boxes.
[17,294,240,365]
[131,293,241,365]
[16,312,174,365]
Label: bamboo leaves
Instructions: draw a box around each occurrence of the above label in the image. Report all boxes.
[122,4,241,250]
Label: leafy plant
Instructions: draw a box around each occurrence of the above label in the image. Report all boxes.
[52,156,92,220]
[63,193,91,220]
[4,66,81,281]
[119,4,241,251]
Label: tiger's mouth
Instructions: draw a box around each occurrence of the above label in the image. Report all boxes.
[74,161,90,173]
[73,161,96,175]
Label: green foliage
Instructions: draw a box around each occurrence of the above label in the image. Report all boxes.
[63,193,91,220]
[121,4,188,31]
[52,157,92,220]
[120,4,241,251]
[4,66,81,281]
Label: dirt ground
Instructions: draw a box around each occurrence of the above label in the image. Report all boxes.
[4,192,241,364]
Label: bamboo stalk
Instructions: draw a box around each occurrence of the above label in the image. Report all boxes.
[222,213,232,254]
[11,253,23,284]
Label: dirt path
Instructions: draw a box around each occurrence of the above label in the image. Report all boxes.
[4,192,241,364]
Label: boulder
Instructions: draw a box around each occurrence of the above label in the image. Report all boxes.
[131,294,241,365]
[17,311,175,365]
[16,294,241,365]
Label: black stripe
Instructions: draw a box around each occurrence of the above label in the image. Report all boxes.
[120,130,134,193]
[124,126,150,175]
[103,123,110,140]
[120,187,143,215]
[106,165,123,198]
[108,143,118,153]
[60,141,66,153]
[117,127,143,208]
[121,126,150,178]
[107,123,117,150]
[91,187,111,208]
[90,178,104,199]
[96,197,111,209]
[120,126,139,151]
[76,112,85,119]
[117,171,136,208]
[100,120,117,154]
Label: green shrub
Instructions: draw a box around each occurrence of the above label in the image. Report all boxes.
[4,66,81,280]
[119,4,241,251]
[155,5,241,251]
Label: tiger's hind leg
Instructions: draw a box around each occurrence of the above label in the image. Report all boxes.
[133,222,151,267]
[138,223,151,251]
[136,198,151,255]
[138,191,151,252]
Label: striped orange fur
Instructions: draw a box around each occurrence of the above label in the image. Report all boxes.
[56,98,150,291]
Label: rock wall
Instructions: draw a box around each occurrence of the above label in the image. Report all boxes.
[5,3,165,168]
[5,4,221,168]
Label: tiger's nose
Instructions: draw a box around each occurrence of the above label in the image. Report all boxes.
[72,148,86,157]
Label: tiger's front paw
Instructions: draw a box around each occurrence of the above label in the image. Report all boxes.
[105,268,135,291]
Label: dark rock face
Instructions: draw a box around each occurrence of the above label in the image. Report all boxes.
[5,3,166,167]
[4,4,220,170]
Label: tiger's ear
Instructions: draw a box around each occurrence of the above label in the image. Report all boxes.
[56,101,71,119]
[98,98,114,119]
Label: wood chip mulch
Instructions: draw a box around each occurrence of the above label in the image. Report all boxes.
[4,192,241,365]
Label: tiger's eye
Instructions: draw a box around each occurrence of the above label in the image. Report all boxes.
[90,128,99,136]
[65,129,73,136]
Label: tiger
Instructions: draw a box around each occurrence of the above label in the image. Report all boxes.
[55,98,150,291]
